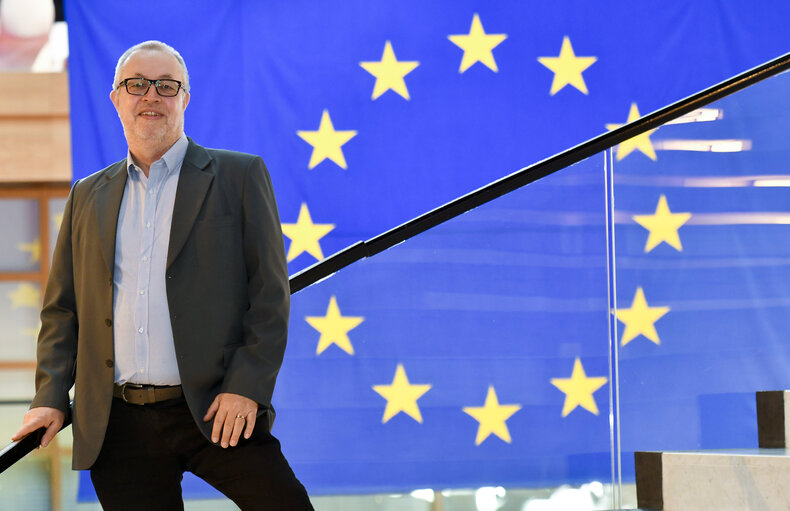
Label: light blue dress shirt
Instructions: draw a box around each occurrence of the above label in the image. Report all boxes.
[113,134,188,385]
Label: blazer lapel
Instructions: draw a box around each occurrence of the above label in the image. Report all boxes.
[95,161,128,275]
[167,140,214,269]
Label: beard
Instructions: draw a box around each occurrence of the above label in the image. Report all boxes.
[123,114,183,151]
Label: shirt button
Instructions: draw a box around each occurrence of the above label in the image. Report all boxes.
[139,290,145,295]
[105,360,113,368]
[105,318,112,327]
[146,222,151,228]
[142,256,148,262]
[138,327,144,334]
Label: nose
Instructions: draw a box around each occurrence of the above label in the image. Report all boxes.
[142,84,160,100]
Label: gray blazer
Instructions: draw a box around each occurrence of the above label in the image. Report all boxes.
[31,139,290,470]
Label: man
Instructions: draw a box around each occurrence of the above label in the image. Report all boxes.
[12,40,313,510]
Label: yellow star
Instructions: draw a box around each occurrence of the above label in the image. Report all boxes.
[8,283,40,308]
[305,296,364,355]
[372,364,432,424]
[537,36,597,95]
[52,212,64,230]
[17,238,41,264]
[550,358,608,417]
[359,41,419,100]
[633,195,692,252]
[297,110,357,170]
[606,103,657,161]
[463,386,521,445]
[448,13,507,73]
[615,287,670,346]
[281,203,334,262]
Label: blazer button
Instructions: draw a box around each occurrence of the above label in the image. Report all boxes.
[105,360,114,368]
[105,318,112,327]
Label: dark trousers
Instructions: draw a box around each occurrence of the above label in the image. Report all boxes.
[90,396,314,511]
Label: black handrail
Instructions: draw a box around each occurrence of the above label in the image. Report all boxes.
[3,50,790,474]
[0,428,46,473]
[0,400,69,474]
[290,51,790,293]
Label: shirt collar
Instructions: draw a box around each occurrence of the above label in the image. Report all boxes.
[126,134,189,177]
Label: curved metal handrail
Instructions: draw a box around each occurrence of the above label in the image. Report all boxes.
[290,51,790,293]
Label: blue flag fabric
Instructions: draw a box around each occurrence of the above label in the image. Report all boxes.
[65,0,790,499]
[614,71,790,477]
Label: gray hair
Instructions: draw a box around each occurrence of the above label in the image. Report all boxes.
[112,40,190,92]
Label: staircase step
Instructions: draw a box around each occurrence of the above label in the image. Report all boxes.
[636,449,790,510]
[757,390,790,448]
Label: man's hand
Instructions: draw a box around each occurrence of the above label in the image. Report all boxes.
[12,407,65,448]
[203,393,258,448]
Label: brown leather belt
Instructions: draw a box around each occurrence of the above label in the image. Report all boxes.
[113,383,182,405]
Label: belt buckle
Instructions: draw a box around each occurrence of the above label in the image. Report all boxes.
[121,383,145,404]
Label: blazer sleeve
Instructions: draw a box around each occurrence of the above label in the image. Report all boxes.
[219,156,290,407]
[31,182,79,414]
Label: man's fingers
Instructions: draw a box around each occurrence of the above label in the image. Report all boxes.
[40,425,58,448]
[13,413,63,447]
[203,398,219,422]
[44,416,65,447]
[220,411,236,448]
[211,406,228,443]
[11,422,39,442]
[243,413,255,439]
[205,394,259,447]
[229,417,244,447]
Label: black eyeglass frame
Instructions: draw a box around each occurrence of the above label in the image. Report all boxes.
[116,77,186,97]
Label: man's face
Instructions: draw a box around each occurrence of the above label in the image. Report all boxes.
[110,50,190,150]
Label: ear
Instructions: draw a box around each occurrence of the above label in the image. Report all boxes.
[110,88,120,112]
[182,91,190,111]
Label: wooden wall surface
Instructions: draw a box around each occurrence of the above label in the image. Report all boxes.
[0,72,71,183]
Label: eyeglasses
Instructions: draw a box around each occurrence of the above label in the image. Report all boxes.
[117,77,185,97]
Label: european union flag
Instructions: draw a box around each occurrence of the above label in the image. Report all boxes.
[65,0,790,499]
[613,68,790,478]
